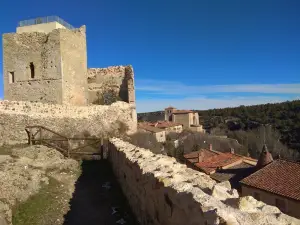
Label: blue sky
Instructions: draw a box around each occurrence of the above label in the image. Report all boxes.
[0,0,299,112]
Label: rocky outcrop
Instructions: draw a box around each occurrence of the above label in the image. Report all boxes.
[0,145,80,225]
[108,138,300,225]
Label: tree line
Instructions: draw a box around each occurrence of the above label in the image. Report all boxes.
[197,100,300,154]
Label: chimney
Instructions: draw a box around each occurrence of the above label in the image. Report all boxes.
[198,152,203,163]
[209,144,213,151]
[230,148,234,154]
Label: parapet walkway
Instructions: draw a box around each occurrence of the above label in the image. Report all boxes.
[63,160,139,225]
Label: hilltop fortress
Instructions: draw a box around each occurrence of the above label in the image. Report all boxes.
[1,16,299,225]
[3,16,135,106]
[1,16,137,144]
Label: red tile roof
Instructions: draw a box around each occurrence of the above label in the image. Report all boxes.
[184,149,257,174]
[240,160,300,201]
[137,123,164,133]
[184,149,219,164]
[195,153,243,174]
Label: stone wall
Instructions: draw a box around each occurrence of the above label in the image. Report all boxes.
[60,26,88,105]
[2,26,88,106]
[87,65,135,105]
[0,100,137,145]
[3,29,63,103]
[108,138,300,225]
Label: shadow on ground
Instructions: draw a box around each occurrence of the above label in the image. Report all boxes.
[63,160,139,225]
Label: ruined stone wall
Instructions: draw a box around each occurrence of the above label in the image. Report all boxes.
[0,100,137,145]
[108,138,300,225]
[3,30,63,103]
[87,65,135,105]
[60,26,88,106]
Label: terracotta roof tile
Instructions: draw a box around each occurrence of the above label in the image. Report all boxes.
[240,160,300,201]
[195,153,242,174]
[138,123,163,133]
[184,149,219,164]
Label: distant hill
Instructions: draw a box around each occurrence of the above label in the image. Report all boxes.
[138,111,164,122]
[137,100,300,152]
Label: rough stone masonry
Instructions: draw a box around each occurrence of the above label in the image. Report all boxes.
[2,19,136,107]
[108,138,300,225]
[1,16,137,144]
[0,100,137,145]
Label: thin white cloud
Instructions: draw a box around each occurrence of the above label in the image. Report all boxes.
[136,95,299,113]
[135,79,300,95]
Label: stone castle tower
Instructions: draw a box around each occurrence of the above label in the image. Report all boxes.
[2,16,136,108]
[3,16,88,105]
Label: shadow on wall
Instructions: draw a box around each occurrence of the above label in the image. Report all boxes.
[92,90,122,105]
[119,77,129,103]
[109,148,215,225]
[63,160,139,225]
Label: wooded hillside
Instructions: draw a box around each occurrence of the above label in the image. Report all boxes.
[197,100,300,152]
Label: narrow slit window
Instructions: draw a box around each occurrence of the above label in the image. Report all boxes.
[9,72,15,83]
[30,62,35,79]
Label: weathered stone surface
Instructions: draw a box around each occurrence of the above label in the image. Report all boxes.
[0,100,137,145]
[211,181,239,201]
[3,24,135,108]
[87,65,136,105]
[3,26,87,105]
[0,214,8,225]
[108,138,300,225]
[0,156,12,164]
[0,145,80,225]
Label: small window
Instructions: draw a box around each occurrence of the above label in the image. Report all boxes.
[30,62,35,79]
[275,198,287,213]
[254,192,260,201]
[9,72,15,83]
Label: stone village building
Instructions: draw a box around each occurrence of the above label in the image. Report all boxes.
[164,106,205,133]
[137,123,166,143]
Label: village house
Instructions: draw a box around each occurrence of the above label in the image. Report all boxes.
[144,121,183,134]
[137,123,166,143]
[240,147,300,219]
[164,107,204,133]
[183,144,257,190]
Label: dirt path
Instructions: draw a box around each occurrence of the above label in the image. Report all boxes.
[63,160,139,225]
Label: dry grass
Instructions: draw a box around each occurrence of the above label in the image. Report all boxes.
[12,177,70,225]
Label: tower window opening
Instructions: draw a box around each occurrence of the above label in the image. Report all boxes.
[9,72,15,83]
[30,62,35,79]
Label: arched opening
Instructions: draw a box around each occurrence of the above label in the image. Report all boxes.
[30,62,35,79]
